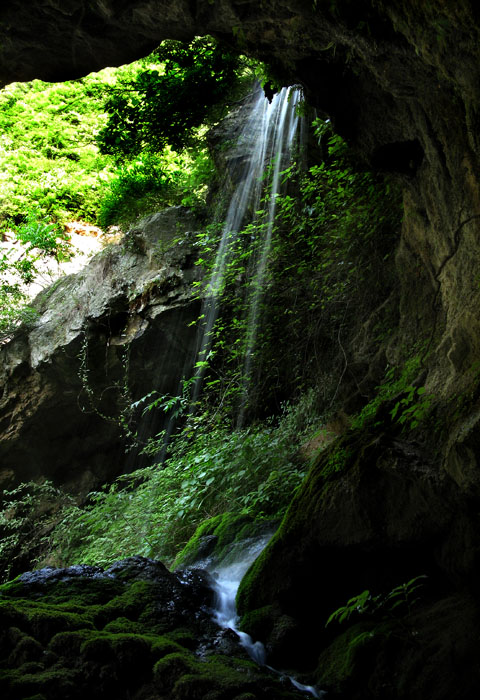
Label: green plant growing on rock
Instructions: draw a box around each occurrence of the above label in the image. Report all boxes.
[325,575,428,627]
[97,37,243,158]
[352,355,432,431]
[20,394,323,571]
[0,482,76,582]
[0,209,73,340]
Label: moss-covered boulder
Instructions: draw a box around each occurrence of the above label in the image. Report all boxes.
[174,512,277,569]
[0,556,311,700]
[236,429,480,697]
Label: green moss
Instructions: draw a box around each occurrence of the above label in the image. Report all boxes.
[236,427,386,653]
[150,635,186,658]
[0,564,307,699]
[319,445,352,479]
[30,578,124,607]
[166,627,197,650]
[13,600,94,644]
[315,622,384,691]
[95,579,156,625]
[0,580,27,597]
[102,616,143,634]
[48,629,96,656]
[8,633,43,665]
[0,601,28,632]
[238,604,276,639]
[8,667,78,697]
[153,651,199,691]
[154,652,261,699]
[80,632,152,673]
[174,512,274,568]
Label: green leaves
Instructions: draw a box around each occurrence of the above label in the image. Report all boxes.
[325,575,428,627]
[352,355,432,432]
[13,207,71,261]
[97,37,242,158]
[27,395,318,569]
[326,590,372,627]
[0,74,113,226]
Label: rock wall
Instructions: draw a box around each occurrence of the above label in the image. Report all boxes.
[0,207,202,495]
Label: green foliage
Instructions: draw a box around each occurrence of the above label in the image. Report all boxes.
[0,570,300,700]
[315,621,383,693]
[352,355,432,431]
[0,51,220,235]
[97,37,243,158]
[12,207,71,261]
[97,154,175,229]
[98,149,214,228]
[321,446,352,479]
[18,395,320,570]
[0,74,114,226]
[274,120,401,315]
[325,575,428,627]
[0,482,76,582]
[0,208,74,339]
[189,119,402,420]
[0,49,220,336]
[174,512,265,568]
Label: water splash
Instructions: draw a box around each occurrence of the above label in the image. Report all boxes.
[210,536,270,665]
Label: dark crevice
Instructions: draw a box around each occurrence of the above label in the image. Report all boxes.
[371,139,424,175]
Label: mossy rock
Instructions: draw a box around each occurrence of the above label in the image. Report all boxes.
[236,425,480,678]
[0,557,310,699]
[102,616,143,634]
[153,650,303,699]
[13,601,94,645]
[174,512,277,569]
[48,629,98,656]
[315,622,385,694]
[153,650,199,692]
[238,604,278,641]
[7,632,43,666]
[7,667,78,699]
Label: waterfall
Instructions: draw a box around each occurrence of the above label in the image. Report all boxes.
[210,535,270,666]
[238,86,303,424]
[191,83,303,409]
[128,83,303,465]
[193,536,322,698]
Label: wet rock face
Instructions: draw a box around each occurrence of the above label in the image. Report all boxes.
[0,556,308,700]
[0,207,202,495]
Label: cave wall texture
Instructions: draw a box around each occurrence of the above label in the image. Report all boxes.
[3,2,480,697]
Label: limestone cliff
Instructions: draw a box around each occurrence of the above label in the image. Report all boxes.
[0,207,201,495]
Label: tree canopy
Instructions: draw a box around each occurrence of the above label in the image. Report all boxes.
[97,37,243,158]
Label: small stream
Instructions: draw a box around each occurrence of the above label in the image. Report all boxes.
[194,536,323,698]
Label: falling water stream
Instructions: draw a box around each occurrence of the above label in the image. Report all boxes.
[195,536,322,698]
[191,83,303,408]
